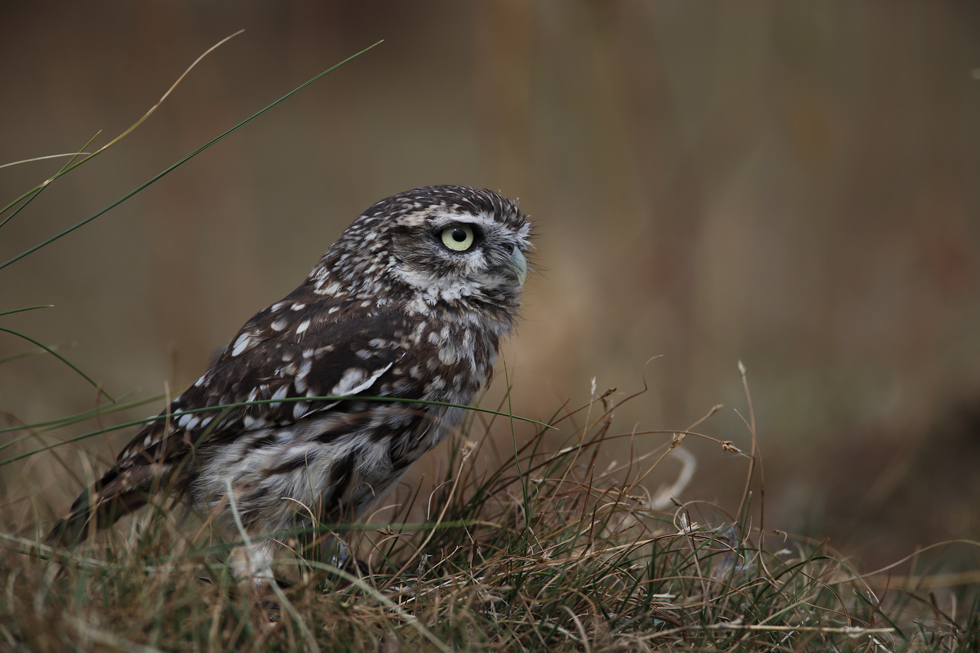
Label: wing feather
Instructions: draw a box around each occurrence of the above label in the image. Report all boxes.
[115,307,415,470]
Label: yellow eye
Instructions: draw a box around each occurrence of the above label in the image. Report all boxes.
[440,225,475,252]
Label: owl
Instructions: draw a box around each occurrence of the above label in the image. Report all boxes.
[49,185,532,582]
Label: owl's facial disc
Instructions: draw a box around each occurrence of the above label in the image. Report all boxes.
[440,218,529,292]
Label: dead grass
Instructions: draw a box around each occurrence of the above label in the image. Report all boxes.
[1,377,978,652]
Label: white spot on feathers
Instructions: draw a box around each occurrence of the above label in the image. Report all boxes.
[295,361,312,394]
[232,331,260,357]
[331,362,393,396]
[438,346,458,366]
[243,414,266,429]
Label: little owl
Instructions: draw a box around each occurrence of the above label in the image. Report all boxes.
[50,185,532,581]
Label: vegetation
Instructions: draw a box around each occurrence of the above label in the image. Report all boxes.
[2,380,978,651]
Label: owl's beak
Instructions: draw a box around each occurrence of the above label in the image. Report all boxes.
[505,248,529,287]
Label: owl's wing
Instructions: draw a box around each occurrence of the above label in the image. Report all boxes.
[122,304,416,468]
[49,304,416,543]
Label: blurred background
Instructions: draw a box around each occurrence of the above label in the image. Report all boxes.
[2,2,979,570]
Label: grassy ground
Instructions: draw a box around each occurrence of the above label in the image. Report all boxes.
[2,384,978,652]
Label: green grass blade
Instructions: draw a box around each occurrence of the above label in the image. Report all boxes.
[0,305,54,317]
[0,132,101,228]
[0,326,113,402]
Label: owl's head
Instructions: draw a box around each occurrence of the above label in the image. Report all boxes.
[317,186,532,310]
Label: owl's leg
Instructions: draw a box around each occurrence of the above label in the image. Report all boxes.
[210,478,283,585]
[230,538,278,584]
[229,538,288,623]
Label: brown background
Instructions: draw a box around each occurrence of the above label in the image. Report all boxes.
[2,2,979,570]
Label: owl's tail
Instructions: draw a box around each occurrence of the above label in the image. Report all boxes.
[46,466,157,546]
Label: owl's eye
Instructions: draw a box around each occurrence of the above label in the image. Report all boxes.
[440,225,475,252]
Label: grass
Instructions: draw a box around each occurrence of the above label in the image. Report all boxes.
[2,37,979,653]
[1,381,978,652]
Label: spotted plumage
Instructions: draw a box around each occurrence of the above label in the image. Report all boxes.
[50,185,531,580]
